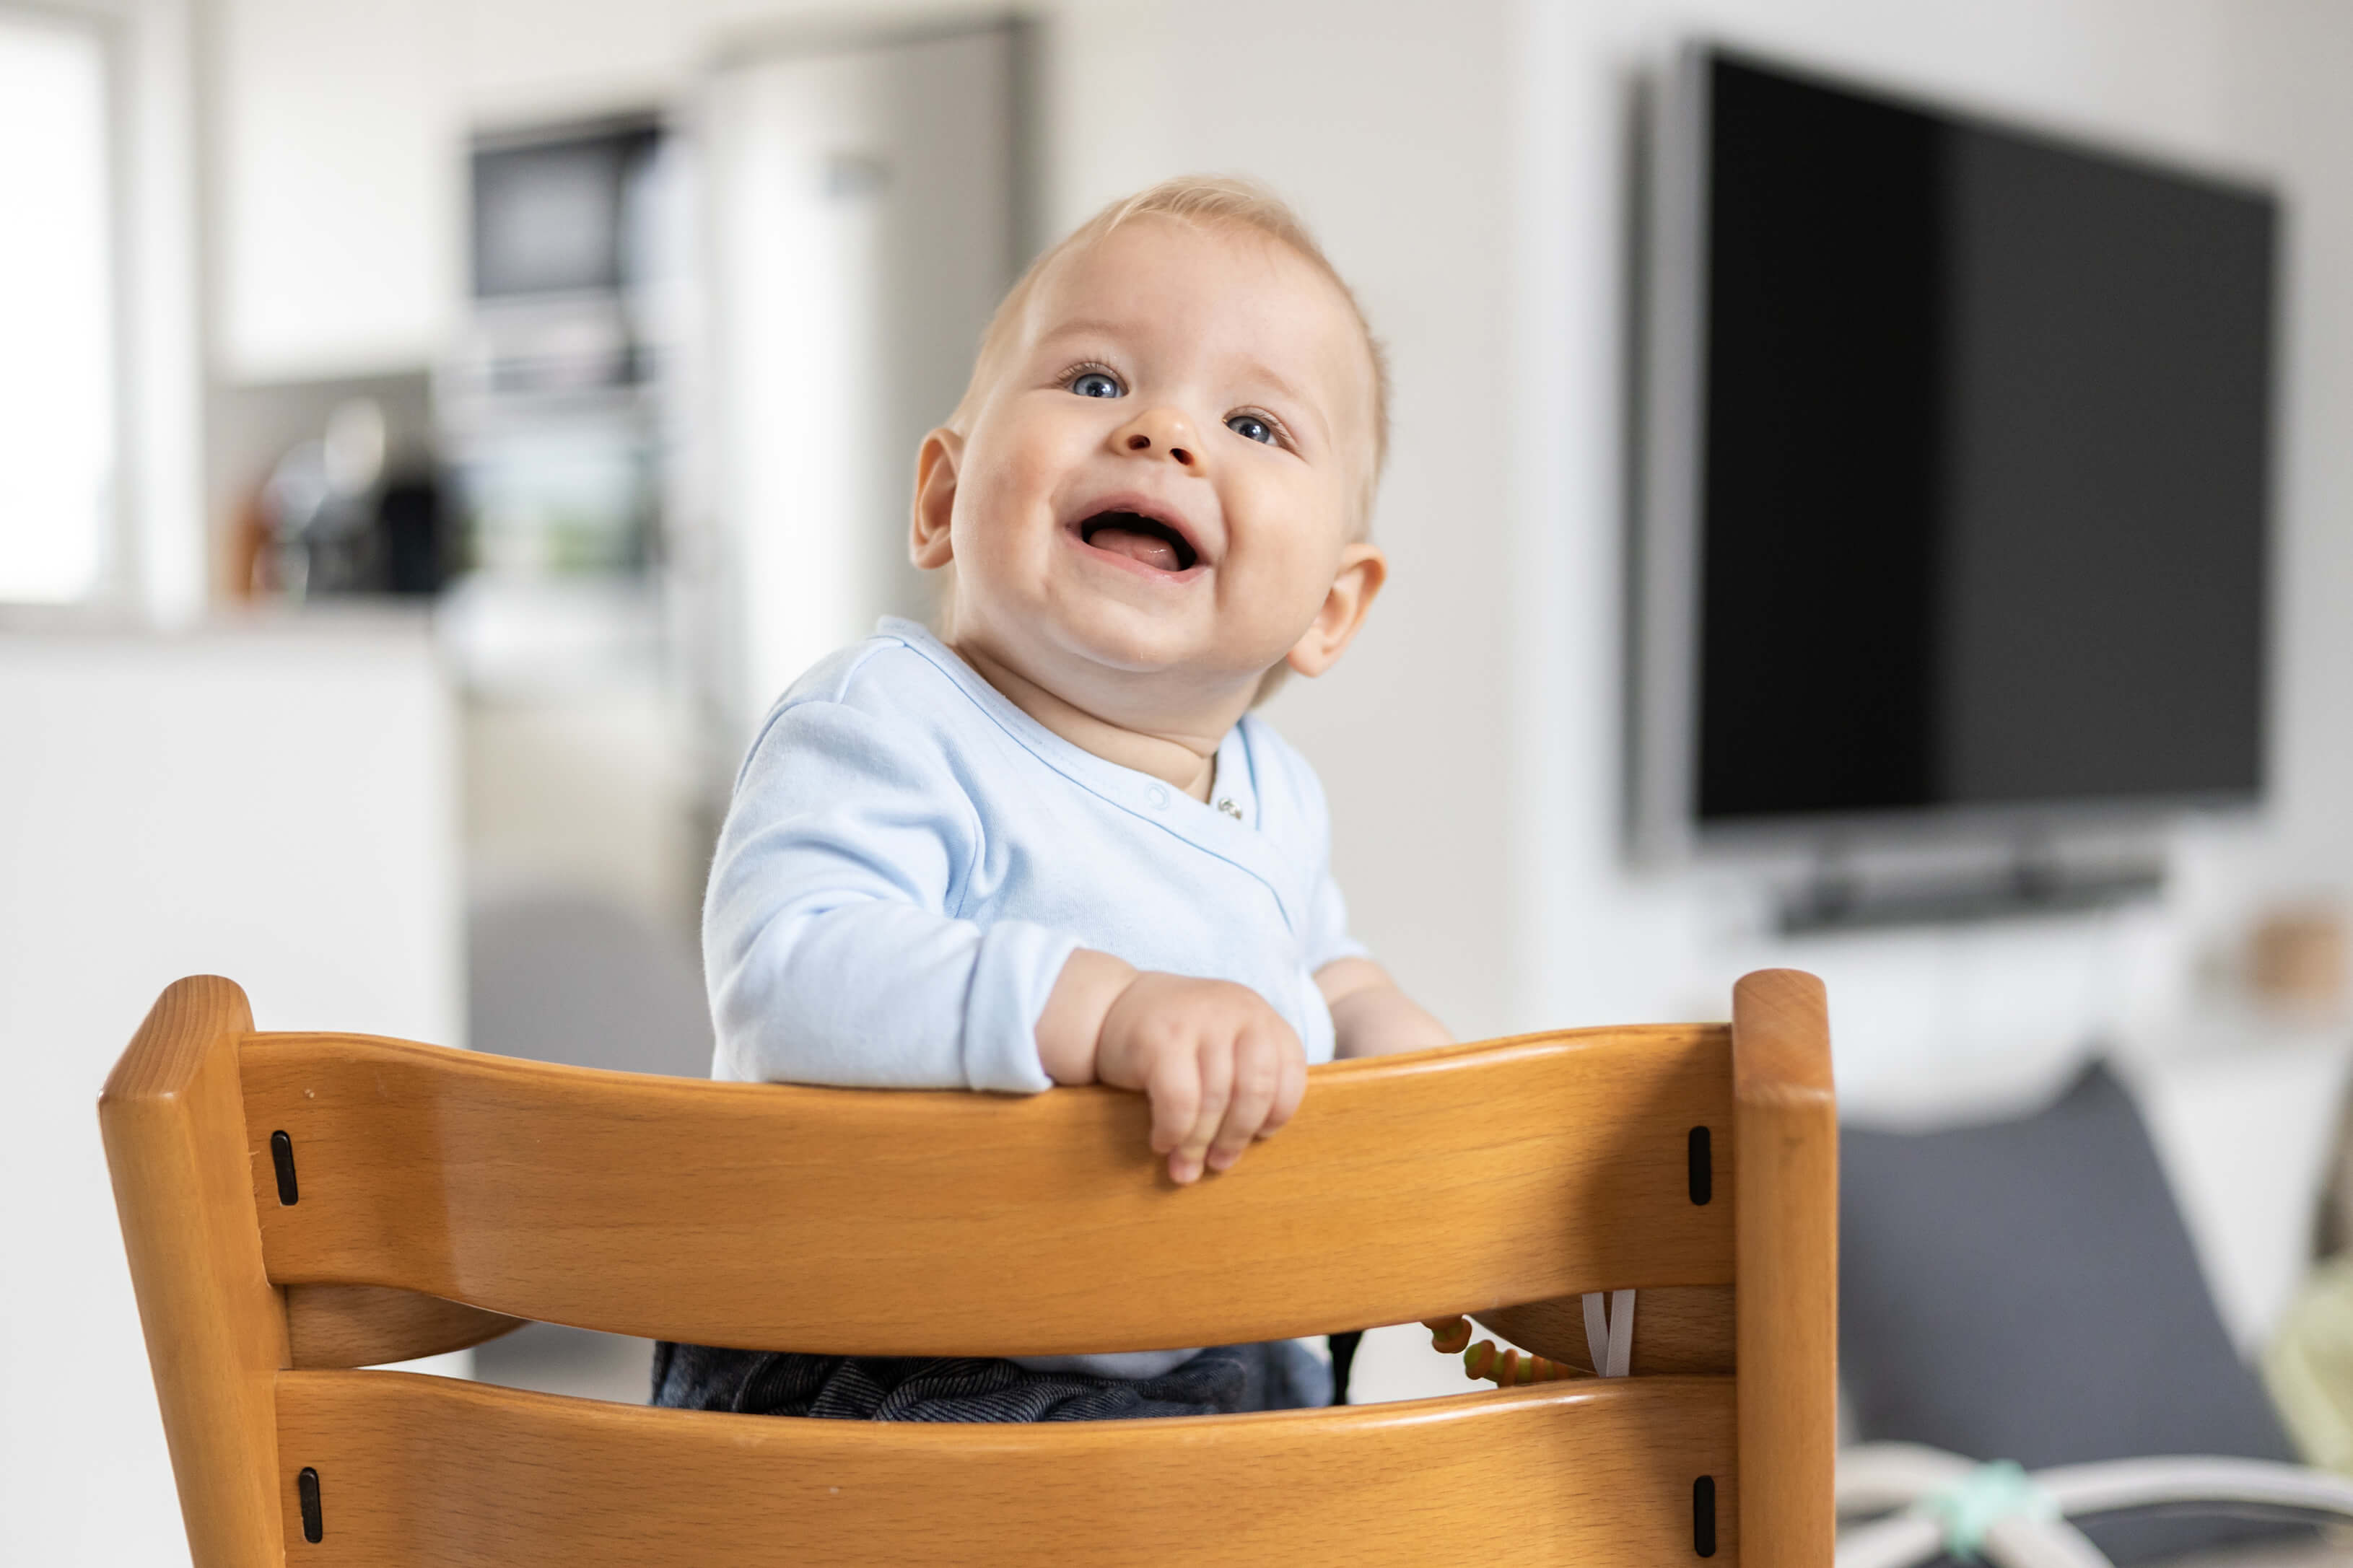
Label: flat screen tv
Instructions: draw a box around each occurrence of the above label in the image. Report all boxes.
[1636,45,2279,858]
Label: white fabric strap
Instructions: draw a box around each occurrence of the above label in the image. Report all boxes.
[1581,1289,1638,1378]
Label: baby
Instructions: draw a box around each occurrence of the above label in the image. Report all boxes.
[654,176,1449,1423]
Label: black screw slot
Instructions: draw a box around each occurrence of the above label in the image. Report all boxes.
[297,1467,323,1543]
[1688,1126,1712,1206]
[1693,1474,1716,1557]
[270,1131,300,1206]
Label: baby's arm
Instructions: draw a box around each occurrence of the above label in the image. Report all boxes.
[708,696,1077,1094]
[1316,957,1453,1059]
[1036,951,1307,1186]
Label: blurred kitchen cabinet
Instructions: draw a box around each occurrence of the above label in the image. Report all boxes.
[213,0,463,381]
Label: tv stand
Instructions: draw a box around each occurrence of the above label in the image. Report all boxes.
[1776,840,2164,936]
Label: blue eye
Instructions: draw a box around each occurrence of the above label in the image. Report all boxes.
[1069,370,1122,398]
[1226,413,1277,445]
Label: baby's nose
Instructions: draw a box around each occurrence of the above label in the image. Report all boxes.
[1125,430,1195,466]
[1118,409,1200,468]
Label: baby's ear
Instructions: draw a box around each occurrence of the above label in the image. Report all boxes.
[1285,543,1388,679]
[910,429,964,569]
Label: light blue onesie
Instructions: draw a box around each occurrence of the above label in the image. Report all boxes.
[702,617,1368,1375]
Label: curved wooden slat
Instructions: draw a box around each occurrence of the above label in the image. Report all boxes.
[285,1286,525,1370]
[1732,968,1838,1568]
[242,1025,1732,1354]
[274,1369,1737,1568]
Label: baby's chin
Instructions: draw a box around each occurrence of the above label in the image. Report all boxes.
[1023,603,1280,693]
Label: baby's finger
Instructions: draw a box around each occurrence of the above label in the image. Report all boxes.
[1207,1028,1282,1172]
[1172,1040,1233,1185]
[1145,1048,1200,1160]
[1260,1028,1308,1136]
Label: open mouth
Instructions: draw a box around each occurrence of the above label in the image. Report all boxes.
[1077,510,1199,574]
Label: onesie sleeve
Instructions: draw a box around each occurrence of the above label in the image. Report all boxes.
[1304,864,1372,976]
[702,696,1075,1093]
[1252,717,1371,975]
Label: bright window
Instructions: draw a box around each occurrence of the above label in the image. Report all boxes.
[0,12,115,604]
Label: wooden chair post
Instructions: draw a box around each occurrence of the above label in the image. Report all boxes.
[1732,968,1838,1567]
[100,976,290,1568]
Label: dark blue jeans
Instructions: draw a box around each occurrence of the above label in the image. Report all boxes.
[650,1339,1332,1422]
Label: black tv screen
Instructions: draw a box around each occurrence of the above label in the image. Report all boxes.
[1685,51,2276,831]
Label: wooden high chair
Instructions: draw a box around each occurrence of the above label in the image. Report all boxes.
[100,968,1835,1567]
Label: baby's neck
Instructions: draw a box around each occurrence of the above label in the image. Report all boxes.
[951,639,1235,802]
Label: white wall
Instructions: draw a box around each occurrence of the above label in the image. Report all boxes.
[2217,0,2353,917]
[120,0,207,623]
[0,620,461,1567]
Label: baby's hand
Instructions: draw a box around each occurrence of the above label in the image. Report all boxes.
[1096,972,1308,1185]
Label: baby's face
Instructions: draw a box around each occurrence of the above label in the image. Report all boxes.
[920,217,1378,713]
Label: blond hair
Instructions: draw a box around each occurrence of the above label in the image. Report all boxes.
[948,174,1390,531]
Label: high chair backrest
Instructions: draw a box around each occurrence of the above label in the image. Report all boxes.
[100,968,1835,1568]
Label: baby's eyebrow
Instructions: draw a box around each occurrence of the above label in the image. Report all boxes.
[1230,357,1312,412]
[1032,317,1133,350]
[1225,356,1334,446]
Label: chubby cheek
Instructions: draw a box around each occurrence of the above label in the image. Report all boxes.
[1234,494,1352,640]
[1263,546,1345,647]
[950,429,1074,580]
